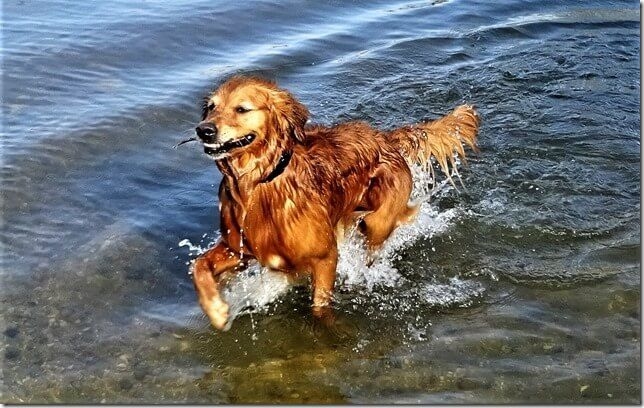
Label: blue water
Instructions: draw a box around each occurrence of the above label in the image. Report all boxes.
[2,0,640,403]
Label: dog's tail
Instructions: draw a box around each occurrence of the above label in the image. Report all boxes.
[388,104,480,186]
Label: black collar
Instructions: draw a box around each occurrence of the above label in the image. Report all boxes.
[261,150,292,183]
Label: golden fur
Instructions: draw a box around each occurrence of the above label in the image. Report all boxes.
[191,76,479,330]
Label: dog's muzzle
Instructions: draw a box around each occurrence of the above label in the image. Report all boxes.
[195,122,256,157]
[202,134,257,157]
[195,122,218,144]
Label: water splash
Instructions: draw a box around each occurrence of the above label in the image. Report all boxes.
[336,205,459,290]
[421,276,486,308]
[333,162,466,291]
[219,263,291,330]
[178,236,217,267]
[178,238,206,254]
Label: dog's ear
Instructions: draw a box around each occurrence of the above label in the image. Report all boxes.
[270,89,309,143]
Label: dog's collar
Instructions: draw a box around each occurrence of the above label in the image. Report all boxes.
[261,150,292,183]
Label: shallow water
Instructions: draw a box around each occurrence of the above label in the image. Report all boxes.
[1,0,640,403]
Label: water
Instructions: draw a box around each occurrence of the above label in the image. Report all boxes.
[2,0,640,403]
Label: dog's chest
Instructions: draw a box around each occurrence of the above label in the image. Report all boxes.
[240,190,322,271]
[241,217,291,271]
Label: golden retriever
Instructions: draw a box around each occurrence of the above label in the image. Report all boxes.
[190,76,479,330]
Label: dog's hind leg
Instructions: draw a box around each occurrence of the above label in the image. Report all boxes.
[359,159,414,259]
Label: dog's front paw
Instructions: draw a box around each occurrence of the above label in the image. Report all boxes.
[311,306,354,341]
[192,257,230,331]
[203,295,230,331]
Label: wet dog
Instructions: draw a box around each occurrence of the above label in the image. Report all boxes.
[190,76,479,330]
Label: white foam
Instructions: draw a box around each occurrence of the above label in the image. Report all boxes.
[336,204,458,290]
[178,238,205,254]
[421,276,485,308]
[219,264,292,329]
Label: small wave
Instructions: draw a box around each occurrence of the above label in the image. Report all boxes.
[469,8,639,37]
[421,276,485,308]
[502,263,624,289]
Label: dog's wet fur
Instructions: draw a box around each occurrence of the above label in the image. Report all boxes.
[190,76,479,330]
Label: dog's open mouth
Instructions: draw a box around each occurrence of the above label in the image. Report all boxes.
[203,134,256,157]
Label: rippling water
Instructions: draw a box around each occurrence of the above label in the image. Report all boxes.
[2,0,640,403]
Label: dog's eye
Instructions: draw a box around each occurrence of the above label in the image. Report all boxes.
[208,103,216,111]
[235,106,251,114]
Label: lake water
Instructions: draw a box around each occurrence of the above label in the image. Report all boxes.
[2,0,640,403]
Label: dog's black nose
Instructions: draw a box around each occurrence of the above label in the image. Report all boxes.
[195,122,218,143]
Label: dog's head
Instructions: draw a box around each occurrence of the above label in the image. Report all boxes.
[196,76,308,161]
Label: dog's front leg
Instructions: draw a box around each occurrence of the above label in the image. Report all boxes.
[309,247,338,325]
[191,240,244,330]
